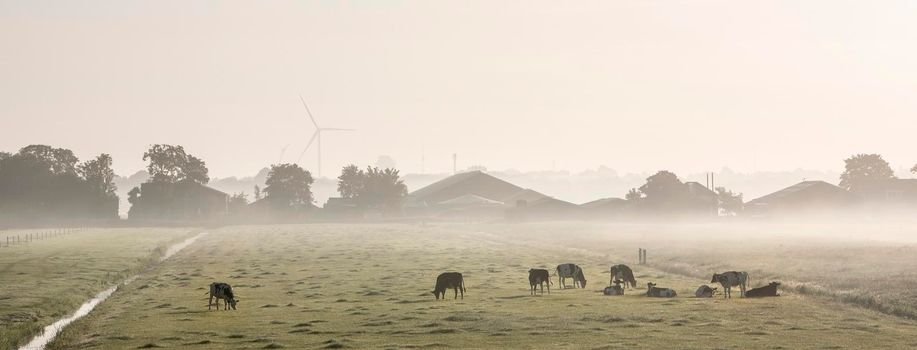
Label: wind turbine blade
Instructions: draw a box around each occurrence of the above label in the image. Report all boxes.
[299,94,319,128]
[296,131,320,163]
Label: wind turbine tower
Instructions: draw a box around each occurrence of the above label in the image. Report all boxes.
[295,95,355,178]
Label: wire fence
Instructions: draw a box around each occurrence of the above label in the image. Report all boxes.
[0,227,87,248]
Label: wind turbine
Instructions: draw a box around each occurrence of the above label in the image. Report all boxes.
[295,95,355,178]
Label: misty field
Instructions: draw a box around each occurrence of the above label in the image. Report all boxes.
[42,223,917,349]
[0,228,194,349]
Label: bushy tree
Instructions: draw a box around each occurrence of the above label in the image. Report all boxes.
[638,170,685,200]
[229,192,249,216]
[142,144,209,184]
[337,164,364,199]
[625,188,642,201]
[839,154,895,191]
[359,167,408,212]
[264,163,314,209]
[336,165,407,214]
[79,154,117,196]
[715,187,743,215]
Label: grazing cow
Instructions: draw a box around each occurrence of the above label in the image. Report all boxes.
[528,269,551,295]
[432,272,466,300]
[711,271,749,298]
[207,282,238,310]
[556,263,587,289]
[695,285,718,298]
[609,264,637,289]
[603,280,624,296]
[646,283,677,298]
[745,282,781,298]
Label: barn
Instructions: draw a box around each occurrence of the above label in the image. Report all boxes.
[744,180,860,217]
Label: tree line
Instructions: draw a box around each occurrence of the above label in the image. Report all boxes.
[0,145,118,225]
[1,143,913,225]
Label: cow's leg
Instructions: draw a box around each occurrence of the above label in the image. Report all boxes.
[460,286,464,299]
[208,294,213,310]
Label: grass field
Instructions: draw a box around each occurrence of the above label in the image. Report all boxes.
[45,223,917,349]
[0,228,194,349]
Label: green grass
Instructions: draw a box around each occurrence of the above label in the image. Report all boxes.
[46,223,917,349]
[0,227,194,349]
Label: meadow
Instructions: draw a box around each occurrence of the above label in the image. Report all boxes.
[0,228,195,349]
[45,223,917,349]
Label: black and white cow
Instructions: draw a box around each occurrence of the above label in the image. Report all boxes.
[432,272,466,300]
[603,280,625,296]
[609,264,637,289]
[646,282,677,297]
[556,263,587,289]
[207,282,238,310]
[745,282,780,298]
[711,271,749,298]
[528,269,551,295]
[695,285,718,298]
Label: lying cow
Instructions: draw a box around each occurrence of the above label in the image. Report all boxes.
[711,271,748,298]
[207,282,239,310]
[646,282,677,298]
[528,269,551,295]
[745,282,781,298]
[695,285,718,298]
[556,263,587,289]
[609,264,637,289]
[432,272,466,300]
[603,280,624,296]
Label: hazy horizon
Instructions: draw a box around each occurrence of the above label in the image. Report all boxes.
[3,1,917,178]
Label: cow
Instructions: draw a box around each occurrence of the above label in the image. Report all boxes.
[432,272,466,300]
[528,269,551,295]
[711,271,749,298]
[609,264,637,289]
[556,263,587,289]
[745,282,781,298]
[695,285,718,298]
[207,282,238,310]
[603,280,624,296]
[646,282,677,298]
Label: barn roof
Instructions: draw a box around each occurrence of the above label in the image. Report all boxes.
[580,197,627,208]
[746,180,855,206]
[407,171,548,206]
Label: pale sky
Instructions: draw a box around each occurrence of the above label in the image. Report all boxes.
[2,1,916,178]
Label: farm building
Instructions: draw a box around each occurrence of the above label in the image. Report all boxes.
[128,180,229,221]
[404,170,576,219]
[849,179,917,207]
[744,180,860,217]
[580,197,628,219]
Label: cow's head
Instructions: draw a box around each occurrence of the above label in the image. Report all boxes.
[228,298,239,310]
[647,282,656,289]
[710,273,720,283]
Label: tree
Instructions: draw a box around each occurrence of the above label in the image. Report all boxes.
[253,185,262,201]
[911,164,917,174]
[638,170,686,200]
[183,155,210,184]
[357,166,408,212]
[263,163,314,209]
[228,192,249,216]
[142,144,209,184]
[625,188,642,201]
[18,144,79,175]
[839,153,895,190]
[715,187,743,215]
[337,164,364,199]
[79,154,117,196]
